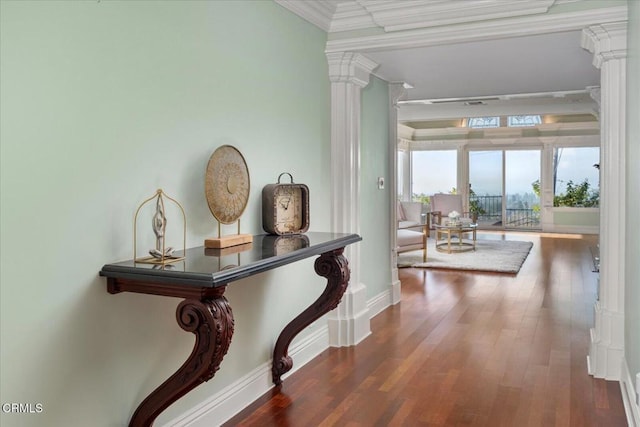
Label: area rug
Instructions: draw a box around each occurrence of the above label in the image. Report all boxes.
[398,239,533,274]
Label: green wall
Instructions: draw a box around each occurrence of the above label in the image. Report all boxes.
[626,0,640,389]
[0,1,334,425]
[360,76,391,299]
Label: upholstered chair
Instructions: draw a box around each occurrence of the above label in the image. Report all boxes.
[397,201,428,262]
[429,193,472,226]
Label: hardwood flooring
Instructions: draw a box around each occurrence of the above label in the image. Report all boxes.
[224,232,628,426]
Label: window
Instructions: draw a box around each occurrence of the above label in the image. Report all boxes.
[468,116,499,128]
[508,115,541,127]
[411,150,457,203]
[553,147,600,207]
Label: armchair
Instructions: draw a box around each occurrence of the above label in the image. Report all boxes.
[429,193,472,226]
[397,201,428,262]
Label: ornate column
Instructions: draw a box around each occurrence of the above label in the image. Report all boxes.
[581,22,627,380]
[389,83,407,305]
[326,52,378,346]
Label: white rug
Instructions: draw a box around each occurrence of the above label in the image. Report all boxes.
[398,239,533,274]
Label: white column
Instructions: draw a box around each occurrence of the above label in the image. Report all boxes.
[581,22,627,380]
[326,52,378,347]
[389,83,407,305]
[540,137,557,232]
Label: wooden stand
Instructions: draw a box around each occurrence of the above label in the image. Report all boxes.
[204,233,253,249]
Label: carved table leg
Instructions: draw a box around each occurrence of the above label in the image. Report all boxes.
[272,247,350,385]
[129,287,234,427]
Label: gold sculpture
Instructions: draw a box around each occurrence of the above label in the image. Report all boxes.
[134,189,186,265]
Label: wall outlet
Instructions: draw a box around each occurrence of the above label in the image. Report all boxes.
[377,177,385,190]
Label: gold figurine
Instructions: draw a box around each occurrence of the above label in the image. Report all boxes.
[134,189,186,265]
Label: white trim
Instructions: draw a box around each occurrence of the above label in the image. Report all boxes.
[327,52,378,347]
[398,124,414,141]
[274,0,336,32]
[330,1,376,33]
[164,288,396,426]
[326,6,627,52]
[582,22,628,381]
[389,83,407,306]
[367,287,394,319]
[327,282,372,347]
[621,358,640,427]
[588,302,626,380]
[361,0,555,33]
[582,22,629,69]
[409,134,600,150]
[162,325,331,427]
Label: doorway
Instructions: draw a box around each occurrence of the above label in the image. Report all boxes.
[469,149,541,230]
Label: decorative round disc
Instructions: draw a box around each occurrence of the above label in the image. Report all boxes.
[205,145,250,224]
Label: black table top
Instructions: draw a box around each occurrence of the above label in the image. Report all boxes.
[100,232,361,288]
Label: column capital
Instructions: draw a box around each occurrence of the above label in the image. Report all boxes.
[388,82,408,108]
[581,22,627,69]
[327,52,378,87]
[586,85,601,119]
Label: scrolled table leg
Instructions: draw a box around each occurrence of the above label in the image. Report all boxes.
[272,247,350,385]
[129,288,234,427]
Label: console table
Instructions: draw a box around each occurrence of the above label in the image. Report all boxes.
[99,232,361,427]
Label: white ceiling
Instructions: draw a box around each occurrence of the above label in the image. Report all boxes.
[365,30,600,121]
[364,30,599,101]
[275,0,624,122]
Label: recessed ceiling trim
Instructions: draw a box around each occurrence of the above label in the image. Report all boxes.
[274,0,338,32]
[357,0,556,33]
[330,1,377,33]
[398,89,591,106]
[325,5,627,52]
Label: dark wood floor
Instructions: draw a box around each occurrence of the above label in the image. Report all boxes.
[225,232,628,426]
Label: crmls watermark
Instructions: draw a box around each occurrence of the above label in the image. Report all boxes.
[2,403,43,414]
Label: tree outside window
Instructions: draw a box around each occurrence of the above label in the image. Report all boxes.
[533,146,600,207]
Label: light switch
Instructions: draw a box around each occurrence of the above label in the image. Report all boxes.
[378,177,385,189]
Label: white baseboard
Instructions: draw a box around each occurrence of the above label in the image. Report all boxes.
[327,281,371,347]
[164,288,393,427]
[163,284,396,426]
[588,301,625,380]
[367,287,393,318]
[162,325,330,427]
[621,358,640,427]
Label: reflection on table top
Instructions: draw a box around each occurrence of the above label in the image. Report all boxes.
[99,232,362,288]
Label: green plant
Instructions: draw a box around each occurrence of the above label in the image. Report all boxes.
[531,179,541,212]
[412,193,431,204]
[532,178,599,207]
[554,179,599,207]
[468,188,486,217]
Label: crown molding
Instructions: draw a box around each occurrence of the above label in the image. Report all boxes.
[356,0,555,33]
[408,121,599,142]
[397,124,414,141]
[409,134,600,149]
[326,5,628,52]
[274,0,338,32]
[581,22,628,69]
[330,1,377,33]
[327,52,378,86]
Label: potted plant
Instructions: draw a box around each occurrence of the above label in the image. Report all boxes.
[469,189,486,223]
